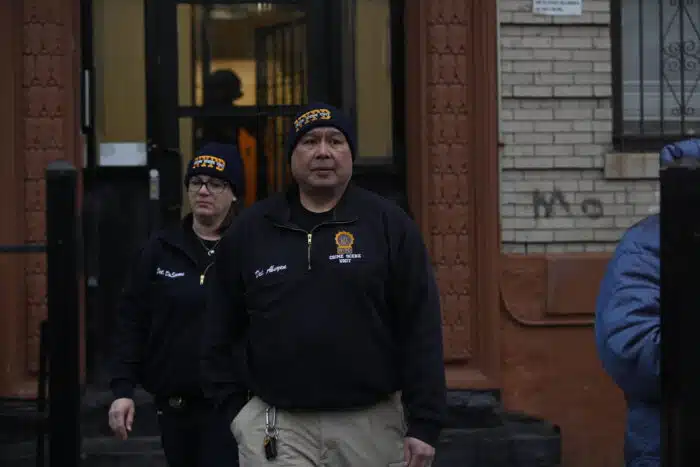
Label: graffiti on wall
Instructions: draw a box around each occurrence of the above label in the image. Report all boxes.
[532,188,604,220]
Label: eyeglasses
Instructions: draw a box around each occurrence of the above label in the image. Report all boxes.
[188,178,228,194]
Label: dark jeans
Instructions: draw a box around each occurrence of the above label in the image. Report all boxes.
[156,396,239,467]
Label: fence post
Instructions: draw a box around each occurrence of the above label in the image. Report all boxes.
[660,164,700,467]
[46,161,81,466]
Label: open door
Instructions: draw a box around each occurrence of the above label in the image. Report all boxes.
[146,0,339,220]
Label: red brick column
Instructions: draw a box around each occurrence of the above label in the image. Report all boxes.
[405,0,501,389]
[0,0,81,397]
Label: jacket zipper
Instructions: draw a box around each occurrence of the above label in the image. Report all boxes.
[274,220,355,271]
[160,238,209,285]
[200,262,214,285]
[307,233,312,270]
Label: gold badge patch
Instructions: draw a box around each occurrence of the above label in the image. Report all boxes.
[334,231,354,255]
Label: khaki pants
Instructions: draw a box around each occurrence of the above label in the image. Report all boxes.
[231,394,407,467]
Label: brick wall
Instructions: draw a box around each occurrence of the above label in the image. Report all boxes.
[499,0,660,253]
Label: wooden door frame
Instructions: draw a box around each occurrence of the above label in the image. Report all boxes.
[405,0,501,389]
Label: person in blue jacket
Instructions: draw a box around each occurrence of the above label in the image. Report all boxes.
[595,138,700,467]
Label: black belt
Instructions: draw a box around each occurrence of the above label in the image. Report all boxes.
[156,394,211,410]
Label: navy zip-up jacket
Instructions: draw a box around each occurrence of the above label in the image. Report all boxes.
[110,216,245,402]
[201,184,447,447]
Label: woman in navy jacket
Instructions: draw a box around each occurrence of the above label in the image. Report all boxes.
[107,142,248,467]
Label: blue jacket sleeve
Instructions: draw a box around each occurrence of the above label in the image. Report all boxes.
[595,236,660,402]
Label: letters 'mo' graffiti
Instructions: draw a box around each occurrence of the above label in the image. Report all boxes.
[532,188,604,220]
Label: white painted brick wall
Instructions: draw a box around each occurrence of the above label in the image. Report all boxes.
[498,0,659,254]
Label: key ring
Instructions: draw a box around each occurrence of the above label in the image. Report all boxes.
[265,406,278,437]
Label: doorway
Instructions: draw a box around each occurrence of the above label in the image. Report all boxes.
[80,0,343,385]
[145,0,343,226]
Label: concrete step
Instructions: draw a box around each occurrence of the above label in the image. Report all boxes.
[0,388,160,443]
[0,436,165,467]
[82,437,166,467]
[0,389,562,467]
[434,412,562,467]
[2,420,561,467]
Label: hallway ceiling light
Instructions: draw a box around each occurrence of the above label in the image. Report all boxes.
[209,3,274,21]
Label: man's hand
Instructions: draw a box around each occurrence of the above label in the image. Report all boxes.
[108,398,135,440]
[404,436,435,467]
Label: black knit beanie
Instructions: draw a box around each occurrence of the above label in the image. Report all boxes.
[184,142,245,197]
[285,103,357,161]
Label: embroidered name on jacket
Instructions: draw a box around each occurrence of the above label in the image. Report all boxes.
[156,267,185,279]
[255,264,287,279]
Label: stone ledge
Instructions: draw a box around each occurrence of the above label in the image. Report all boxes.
[604,151,659,180]
[437,390,561,467]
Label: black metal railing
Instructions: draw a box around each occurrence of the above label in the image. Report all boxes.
[0,162,81,467]
[613,0,700,150]
[660,164,700,465]
[45,162,81,466]
[0,252,48,467]
[36,320,48,467]
[0,245,47,254]
[0,323,49,467]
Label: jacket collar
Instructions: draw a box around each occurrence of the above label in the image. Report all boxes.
[263,183,361,225]
[155,214,196,258]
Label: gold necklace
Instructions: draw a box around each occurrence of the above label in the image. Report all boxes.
[192,224,222,256]
[196,235,222,257]
[196,236,221,285]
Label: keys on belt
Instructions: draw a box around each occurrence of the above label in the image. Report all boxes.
[162,395,209,410]
[264,406,278,460]
[168,396,185,409]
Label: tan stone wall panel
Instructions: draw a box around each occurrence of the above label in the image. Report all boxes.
[426,1,474,366]
[407,0,500,387]
[22,0,81,377]
[501,254,626,467]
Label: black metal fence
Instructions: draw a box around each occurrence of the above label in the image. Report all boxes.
[0,161,82,466]
[0,245,47,254]
[660,163,700,466]
[613,0,700,150]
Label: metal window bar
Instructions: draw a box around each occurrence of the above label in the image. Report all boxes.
[190,5,197,107]
[614,0,700,151]
[36,320,49,467]
[0,244,47,253]
[188,7,307,200]
[254,18,307,195]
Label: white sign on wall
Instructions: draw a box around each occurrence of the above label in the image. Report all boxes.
[532,0,583,16]
[99,142,148,167]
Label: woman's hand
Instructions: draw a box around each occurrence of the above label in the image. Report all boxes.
[108,398,135,440]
